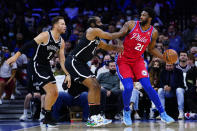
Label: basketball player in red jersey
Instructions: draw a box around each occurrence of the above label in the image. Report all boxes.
[116,7,175,125]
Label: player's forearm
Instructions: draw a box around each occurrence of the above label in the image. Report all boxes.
[59,56,70,76]
[111,32,124,39]
[149,48,164,60]
[14,52,22,59]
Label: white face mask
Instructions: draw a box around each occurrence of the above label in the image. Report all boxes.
[195,61,197,67]
[116,24,122,29]
[87,61,91,67]
[120,19,125,23]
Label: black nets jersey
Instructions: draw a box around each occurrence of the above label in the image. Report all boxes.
[33,30,62,65]
[70,34,100,63]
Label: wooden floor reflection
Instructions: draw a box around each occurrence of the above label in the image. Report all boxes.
[19,120,197,131]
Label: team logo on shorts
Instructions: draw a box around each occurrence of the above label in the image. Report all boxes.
[141,70,147,76]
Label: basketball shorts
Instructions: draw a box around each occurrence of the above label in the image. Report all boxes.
[65,55,95,83]
[116,57,149,81]
[27,61,55,94]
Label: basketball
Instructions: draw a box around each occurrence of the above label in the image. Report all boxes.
[163,49,178,64]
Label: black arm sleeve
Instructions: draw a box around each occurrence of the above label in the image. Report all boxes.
[19,40,38,54]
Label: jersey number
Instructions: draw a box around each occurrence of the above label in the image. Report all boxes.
[134,43,144,51]
[47,52,53,60]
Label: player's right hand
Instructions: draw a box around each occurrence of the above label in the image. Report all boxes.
[6,56,17,66]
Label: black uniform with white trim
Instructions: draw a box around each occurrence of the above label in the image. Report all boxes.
[65,33,100,82]
[29,30,62,90]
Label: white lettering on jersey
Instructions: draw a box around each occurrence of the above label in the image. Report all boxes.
[130,33,148,43]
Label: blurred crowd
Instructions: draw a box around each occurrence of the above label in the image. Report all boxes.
[0,0,197,121]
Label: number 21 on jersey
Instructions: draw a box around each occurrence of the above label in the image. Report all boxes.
[134,43,144,51]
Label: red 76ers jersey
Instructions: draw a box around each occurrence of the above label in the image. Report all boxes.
[119,21,154,62]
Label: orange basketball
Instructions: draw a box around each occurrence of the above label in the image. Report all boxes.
[163,49,178,64]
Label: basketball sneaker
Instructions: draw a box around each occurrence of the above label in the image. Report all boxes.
[86,114,112,127]
[42,111,57,128]
[123,110,132,126]
[19,114,28,121]
[160,112,175,124]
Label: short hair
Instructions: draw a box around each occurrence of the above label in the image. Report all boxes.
[142,7,156,19]
[87,16,97,27]
[179,50,188,56]
[51,16,64,28]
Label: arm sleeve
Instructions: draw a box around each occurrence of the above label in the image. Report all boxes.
[19,40,37,54]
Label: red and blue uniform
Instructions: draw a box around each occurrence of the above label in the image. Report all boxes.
[116,21,154,81]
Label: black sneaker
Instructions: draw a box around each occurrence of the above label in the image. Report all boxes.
[42,110,57,128]
[42,117,57,128]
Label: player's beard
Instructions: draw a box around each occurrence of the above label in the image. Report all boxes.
[95,24,106,30]
[140,20,148,26]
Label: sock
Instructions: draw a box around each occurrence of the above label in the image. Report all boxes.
[121,78,133,111]
[139,77,164,114]
[24,109,27,115]
[89,104,100,117]
[45,110,52,119]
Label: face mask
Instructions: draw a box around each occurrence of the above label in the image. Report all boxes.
[98,55,103,59]
[195,61,197,67]
[153,67,160,72]
[168,32,175,36]
[4,53,10,58]
[87,61,91,67]
[127,16,132,21]
[116,24,122,29]
[8,32,14,37]
[120,19,125,23]
[103,60,110,66]
[109,69,116,75]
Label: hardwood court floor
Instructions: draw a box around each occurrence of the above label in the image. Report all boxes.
[6,120,196,131]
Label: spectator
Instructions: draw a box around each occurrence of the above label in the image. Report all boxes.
[19,92,44,121]
[185,61,197,114]
[149,60,162,91]
[176,51,191,87]
[64,3,79,20]
[176,51,190,73]
[168,25,185,53]
[182,14,197,49]
[96,54,111,78]
[129,82,140,120]
[14,47,28,86]
[0,50,17,103]
[158,63,185,119]
[52,78,89,122]
[97,60,122,118]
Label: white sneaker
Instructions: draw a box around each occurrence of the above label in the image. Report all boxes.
[114,113,122,120]
[11,94,15,100]
[178,111,184,119]
[0,99,2,104]
[39,113,45,121]
[86,114,112,127]
[20,114,28,121]
[134,113,140,120]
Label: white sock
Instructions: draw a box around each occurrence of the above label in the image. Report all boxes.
[24,109,28,115]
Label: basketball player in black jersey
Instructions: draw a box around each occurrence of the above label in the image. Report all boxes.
[7,16,71,127]
[65,16,128,126]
